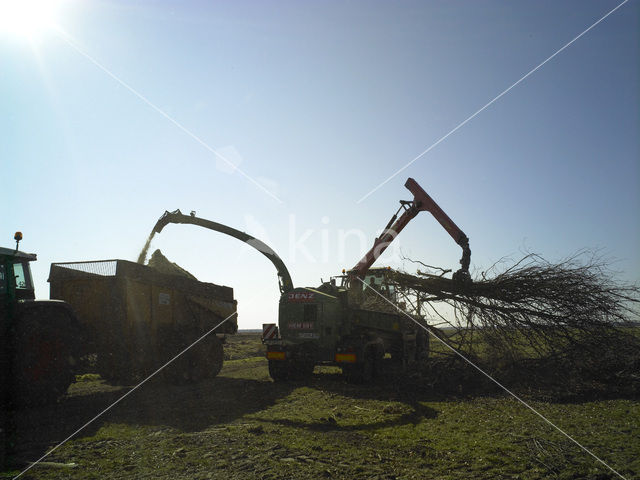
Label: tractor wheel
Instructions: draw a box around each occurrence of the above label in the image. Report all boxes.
[12,306,79,407]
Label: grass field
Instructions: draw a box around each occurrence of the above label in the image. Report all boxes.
[2,333,638,479]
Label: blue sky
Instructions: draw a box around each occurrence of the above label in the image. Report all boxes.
[2,0,638,329]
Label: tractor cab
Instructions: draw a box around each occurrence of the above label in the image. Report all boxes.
[0,247,37,302]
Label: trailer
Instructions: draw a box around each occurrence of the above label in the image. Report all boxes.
[49,259,237,384]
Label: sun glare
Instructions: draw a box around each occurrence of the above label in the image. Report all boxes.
[0,0,64,39]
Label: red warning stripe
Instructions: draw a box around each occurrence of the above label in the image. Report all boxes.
[262,323,278,339]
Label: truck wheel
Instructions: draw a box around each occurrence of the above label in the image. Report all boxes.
[12,307,78,407]
[163,334,224,384]
[416,328,429,362]
[97,348,139,385]
[189,335,224,382]
[342,362,371,384]
[163,353,191,384]
[343,355,374,384]
[269,359,314,382]
[372,352,384,379]
[297,361,315,379]
[96,352,123,384]
[268,360,291,382]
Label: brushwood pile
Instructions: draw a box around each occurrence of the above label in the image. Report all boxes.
[392,252,640,398]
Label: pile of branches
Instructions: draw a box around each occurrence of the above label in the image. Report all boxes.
[392,252,640,397]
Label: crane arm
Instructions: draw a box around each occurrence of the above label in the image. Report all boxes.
[151,210,294,294]
[349,178,471,281]
[405,178,471,280]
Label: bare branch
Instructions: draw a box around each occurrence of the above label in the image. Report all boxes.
[393,250,640,397]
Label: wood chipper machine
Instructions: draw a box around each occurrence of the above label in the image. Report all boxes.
[263,177,471,382]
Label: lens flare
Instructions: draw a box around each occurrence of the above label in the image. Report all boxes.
[0,0,64,39]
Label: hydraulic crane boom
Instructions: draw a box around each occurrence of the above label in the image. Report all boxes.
[150,210,294,294]
[349,178,471,282]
